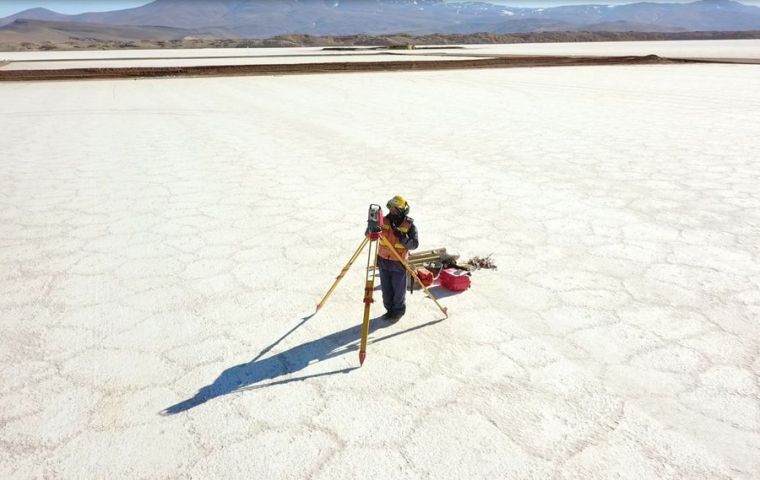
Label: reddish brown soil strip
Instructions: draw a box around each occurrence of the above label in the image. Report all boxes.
[0,55,711,82]
[684,57,760,64]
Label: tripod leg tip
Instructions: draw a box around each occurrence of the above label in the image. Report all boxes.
[359,352,366,365]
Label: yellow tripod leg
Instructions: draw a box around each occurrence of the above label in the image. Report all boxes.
[359,237,379,365]
[316,236,369,312]
[379,236,449,318]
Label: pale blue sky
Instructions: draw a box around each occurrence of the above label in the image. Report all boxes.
[1,0,759,18]
[490,0,760,4]
[486,0,760,5]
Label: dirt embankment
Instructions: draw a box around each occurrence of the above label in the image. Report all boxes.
[0,54,703,82]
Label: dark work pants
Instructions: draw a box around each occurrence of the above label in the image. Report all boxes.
[378,257,407,316]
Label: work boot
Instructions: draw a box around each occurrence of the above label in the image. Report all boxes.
[382,311,401,323]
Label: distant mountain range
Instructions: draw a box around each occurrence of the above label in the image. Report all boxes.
[2,0,760,40]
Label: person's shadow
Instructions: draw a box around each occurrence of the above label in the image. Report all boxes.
[161,314,445,415]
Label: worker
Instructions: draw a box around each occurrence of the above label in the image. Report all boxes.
[378,195,419,322]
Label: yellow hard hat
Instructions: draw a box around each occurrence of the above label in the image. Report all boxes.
[387,195,408,210]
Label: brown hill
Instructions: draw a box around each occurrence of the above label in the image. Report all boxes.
[0,19,197,48]
[2,24,760,52]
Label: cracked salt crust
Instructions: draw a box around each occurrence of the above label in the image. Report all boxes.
[1,60,759,479]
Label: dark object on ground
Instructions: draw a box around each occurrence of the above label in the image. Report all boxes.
[462,254,498,271]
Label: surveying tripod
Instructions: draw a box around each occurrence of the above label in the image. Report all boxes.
[315,204,449,365]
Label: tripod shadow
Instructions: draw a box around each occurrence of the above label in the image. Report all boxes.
[161,314,446,415]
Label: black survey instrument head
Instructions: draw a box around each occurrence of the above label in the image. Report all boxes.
[367,204,383,234]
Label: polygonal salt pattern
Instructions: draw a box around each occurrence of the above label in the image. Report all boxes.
[1,62,759,479]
